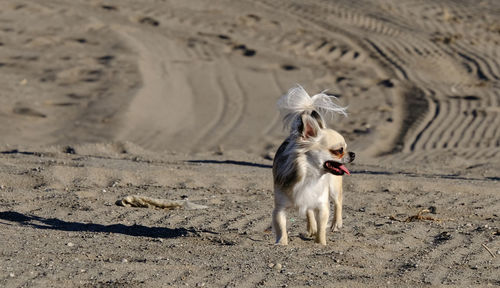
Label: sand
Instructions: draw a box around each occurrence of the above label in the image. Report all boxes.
[0,0,499,287]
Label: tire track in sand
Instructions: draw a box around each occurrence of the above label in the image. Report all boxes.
[112,27,196,151]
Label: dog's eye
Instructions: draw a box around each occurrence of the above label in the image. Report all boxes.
[330,148,344,156]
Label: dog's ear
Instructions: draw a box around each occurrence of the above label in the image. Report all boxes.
[311,110,325,129]
[299,114,320,139]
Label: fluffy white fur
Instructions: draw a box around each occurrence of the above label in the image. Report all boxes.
[277,84,347,132]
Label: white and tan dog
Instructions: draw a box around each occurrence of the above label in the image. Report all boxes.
[272,85,354,245]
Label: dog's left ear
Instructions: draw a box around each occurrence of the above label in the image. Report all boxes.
[311,110,325,129]
[299,114,320,139]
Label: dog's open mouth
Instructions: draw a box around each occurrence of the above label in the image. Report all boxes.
[324,161,350,175]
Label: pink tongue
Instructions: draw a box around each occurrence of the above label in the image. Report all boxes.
[338,164,350,175]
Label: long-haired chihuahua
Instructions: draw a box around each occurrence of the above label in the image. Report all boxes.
[272,85,355,245]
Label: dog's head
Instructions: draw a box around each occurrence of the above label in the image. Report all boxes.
[296,111,355,176]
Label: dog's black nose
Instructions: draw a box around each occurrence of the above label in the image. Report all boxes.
[349,152,355,161]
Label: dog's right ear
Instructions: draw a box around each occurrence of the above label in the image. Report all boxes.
[298,114,320,139]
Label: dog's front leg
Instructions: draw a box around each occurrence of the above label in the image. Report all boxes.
[272,207,288,245]
[315,205,329,245]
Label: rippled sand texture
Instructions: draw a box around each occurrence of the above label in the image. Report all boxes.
[1,0,499,160]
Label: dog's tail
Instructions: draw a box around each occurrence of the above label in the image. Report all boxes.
[277,84,347,131]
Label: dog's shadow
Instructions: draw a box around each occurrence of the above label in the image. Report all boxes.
[0,211,196,239]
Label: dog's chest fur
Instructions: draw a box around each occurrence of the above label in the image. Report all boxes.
[292,170,330,215]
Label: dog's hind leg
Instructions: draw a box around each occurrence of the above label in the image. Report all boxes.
[315,204,329,245]
[306,209,317,237]
[330,178,343,231]
[272,207,288,245]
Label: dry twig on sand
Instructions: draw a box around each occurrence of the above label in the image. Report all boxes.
[404,208,443,222]
[389,208,445,223]
[481,243,496,258]
[389,206,447,223]
[116,195,208,210]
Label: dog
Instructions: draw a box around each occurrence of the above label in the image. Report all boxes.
[272,85,355,245]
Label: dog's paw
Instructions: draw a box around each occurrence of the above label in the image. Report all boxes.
[330,221,342,232]
[275,237,288,245]
[314,236,327,245]
[298,232,315,241]
[307,229,317,238]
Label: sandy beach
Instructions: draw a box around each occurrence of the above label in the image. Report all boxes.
[0,0,499,286]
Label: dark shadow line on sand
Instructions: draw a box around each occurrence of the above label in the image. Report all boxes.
[0,211,208,239]
[0,149,41,156]
[187,160,273,169]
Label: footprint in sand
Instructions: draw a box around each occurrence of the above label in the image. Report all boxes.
[13,107,46,118]
[82,69,103,82]
[96,55,115,66]
[377,79,395,88]
[66,93,89,100]
[281,64,298,71]
[101,5,118,11]
[139,17,160,27]
[232,44,256,57]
